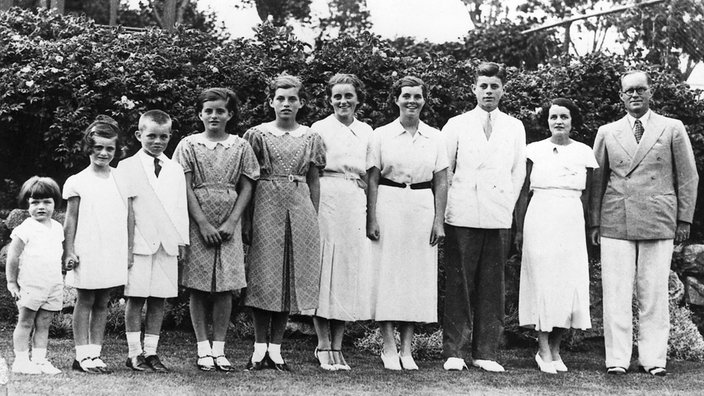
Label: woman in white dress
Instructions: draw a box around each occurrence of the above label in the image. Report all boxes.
[309,74,374,371]
[366,76,448,371]
[515,98,598,374]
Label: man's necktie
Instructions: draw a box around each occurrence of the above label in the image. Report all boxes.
[154,157,162,177]
[484,112,492,139]
[634,119,644,144]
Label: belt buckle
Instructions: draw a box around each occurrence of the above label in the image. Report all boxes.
[288,174,295,182]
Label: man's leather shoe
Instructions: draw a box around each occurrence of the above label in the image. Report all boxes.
[145,354,169,372]
[245,353,267,371]
[126,354,149,371]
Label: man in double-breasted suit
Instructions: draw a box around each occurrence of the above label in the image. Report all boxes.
[589,70,698,376]
[441,62,526,372]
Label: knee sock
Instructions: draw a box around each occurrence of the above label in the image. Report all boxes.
[212,341,225,357]
[143,334,159,357]
[126,332,143,358]
[31,348,47,362]
[268,343,283,364]
[196,340,211,358]
[252,342,267,362]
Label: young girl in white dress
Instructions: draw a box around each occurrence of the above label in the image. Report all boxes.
[64,115,133,373]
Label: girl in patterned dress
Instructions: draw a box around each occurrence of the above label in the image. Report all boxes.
[243,75,326,371]
[173,88,259,372]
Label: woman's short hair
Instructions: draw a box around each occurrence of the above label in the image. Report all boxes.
[266,74,306,101]
[539,98,583,131]
[326,73,366,105]
[81,115,124,158]
[389,76,428,104]
[17,176,62,208]
[195,87,240,125]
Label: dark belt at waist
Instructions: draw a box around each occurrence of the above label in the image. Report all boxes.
[379,177,432,190]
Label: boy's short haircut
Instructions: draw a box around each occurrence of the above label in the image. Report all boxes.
[195,87,240,126]
[139,110,172,131]
[18,176,62,208]
[475,62,507,84]
[82,114,124,158]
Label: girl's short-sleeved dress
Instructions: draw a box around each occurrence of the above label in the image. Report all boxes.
[63,167,131,289]
[173,133,260,293]
[243,124,326,313]
[519,138,598,331]
[367,119,449,323]
[307,115,374,321]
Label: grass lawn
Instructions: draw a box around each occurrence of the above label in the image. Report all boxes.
[1,322,703,395]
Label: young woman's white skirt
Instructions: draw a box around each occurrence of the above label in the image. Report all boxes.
[370,184,437,323]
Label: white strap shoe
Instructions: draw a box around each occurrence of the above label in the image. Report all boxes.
[443,357,467,371]
[472,359,506,372]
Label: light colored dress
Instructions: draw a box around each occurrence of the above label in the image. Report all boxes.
[173,133,260,293]
[367,119,449,323]
[309,115,374,321]
[519,138,598,331]
[243,124,326,313]
[63,167,130,289]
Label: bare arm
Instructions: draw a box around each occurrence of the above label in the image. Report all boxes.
[366,167,381,240]
[5,238,25,300]
[430,169,448,246]
[306,165,321,213]
[184,172,221,246]
[63,196,80,269]
[514,160,533,251]
[218,176,254,241]
[581,168,594,227]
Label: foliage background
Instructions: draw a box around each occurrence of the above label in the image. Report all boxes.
[1,8,703,236]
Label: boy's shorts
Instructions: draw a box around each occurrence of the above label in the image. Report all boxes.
[17,283,63,312]
[125,246,178,298]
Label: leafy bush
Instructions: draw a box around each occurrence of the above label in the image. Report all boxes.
[668,303,704,361]
[353,328,443,360]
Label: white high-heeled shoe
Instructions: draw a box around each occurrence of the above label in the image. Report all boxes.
[553,358,568,372]
[535,352,557,374]
[380,351,402,371]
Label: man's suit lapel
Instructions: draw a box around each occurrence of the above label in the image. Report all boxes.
[628,112,666,174]
[612,116,637,161]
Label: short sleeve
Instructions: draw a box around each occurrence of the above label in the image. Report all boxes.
[434,133,449,173]
[525,142,539,163]
[366,130,381,170]
[307,131,326,168]
[172,137,194,173]
[10,221,30,244]
[582,144,599,169]
[62,174,79,200]
[243,127,271,174]
[238,140,260,181]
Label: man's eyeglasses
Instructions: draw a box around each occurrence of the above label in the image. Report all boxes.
[622,87,649,95]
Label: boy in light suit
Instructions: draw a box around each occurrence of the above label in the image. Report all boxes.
[116,110,189,371]
[589,71,698,376]
[441,62,526,372]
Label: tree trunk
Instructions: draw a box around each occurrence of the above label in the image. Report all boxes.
[38,0,48,8]
[0,0,12,11]
[563,21,572,55]
[109,0,118,25]
[51,0,64,14]
[163,0,176,31]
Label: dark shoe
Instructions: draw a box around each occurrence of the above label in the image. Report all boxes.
[125,355,149,372]
[145,355,169,372]
[265,354,291,372]
[72,358,100,374]
[606,366,627,375]
[91,357,112,374]
[245,353,267,371]
[213,355,233,372]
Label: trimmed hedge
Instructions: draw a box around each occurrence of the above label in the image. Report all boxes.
[1,8,704,235]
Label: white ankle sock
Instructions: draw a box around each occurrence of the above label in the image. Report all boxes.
[126,332,142,358]
[143,334,159,357]
[14,350,30,361]
[31,348,47,362]
[252,343,267,362]
[212,341,225,357]
[196,341,211,357]
[267,343,283,364]
[75,345,91,361]
[90,344,102,358]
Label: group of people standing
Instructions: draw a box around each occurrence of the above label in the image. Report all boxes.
[5,61,698,378]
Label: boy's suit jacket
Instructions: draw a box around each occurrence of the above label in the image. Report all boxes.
[590,111,698,240]
[116,152,189,256]
[443,108,526,229]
